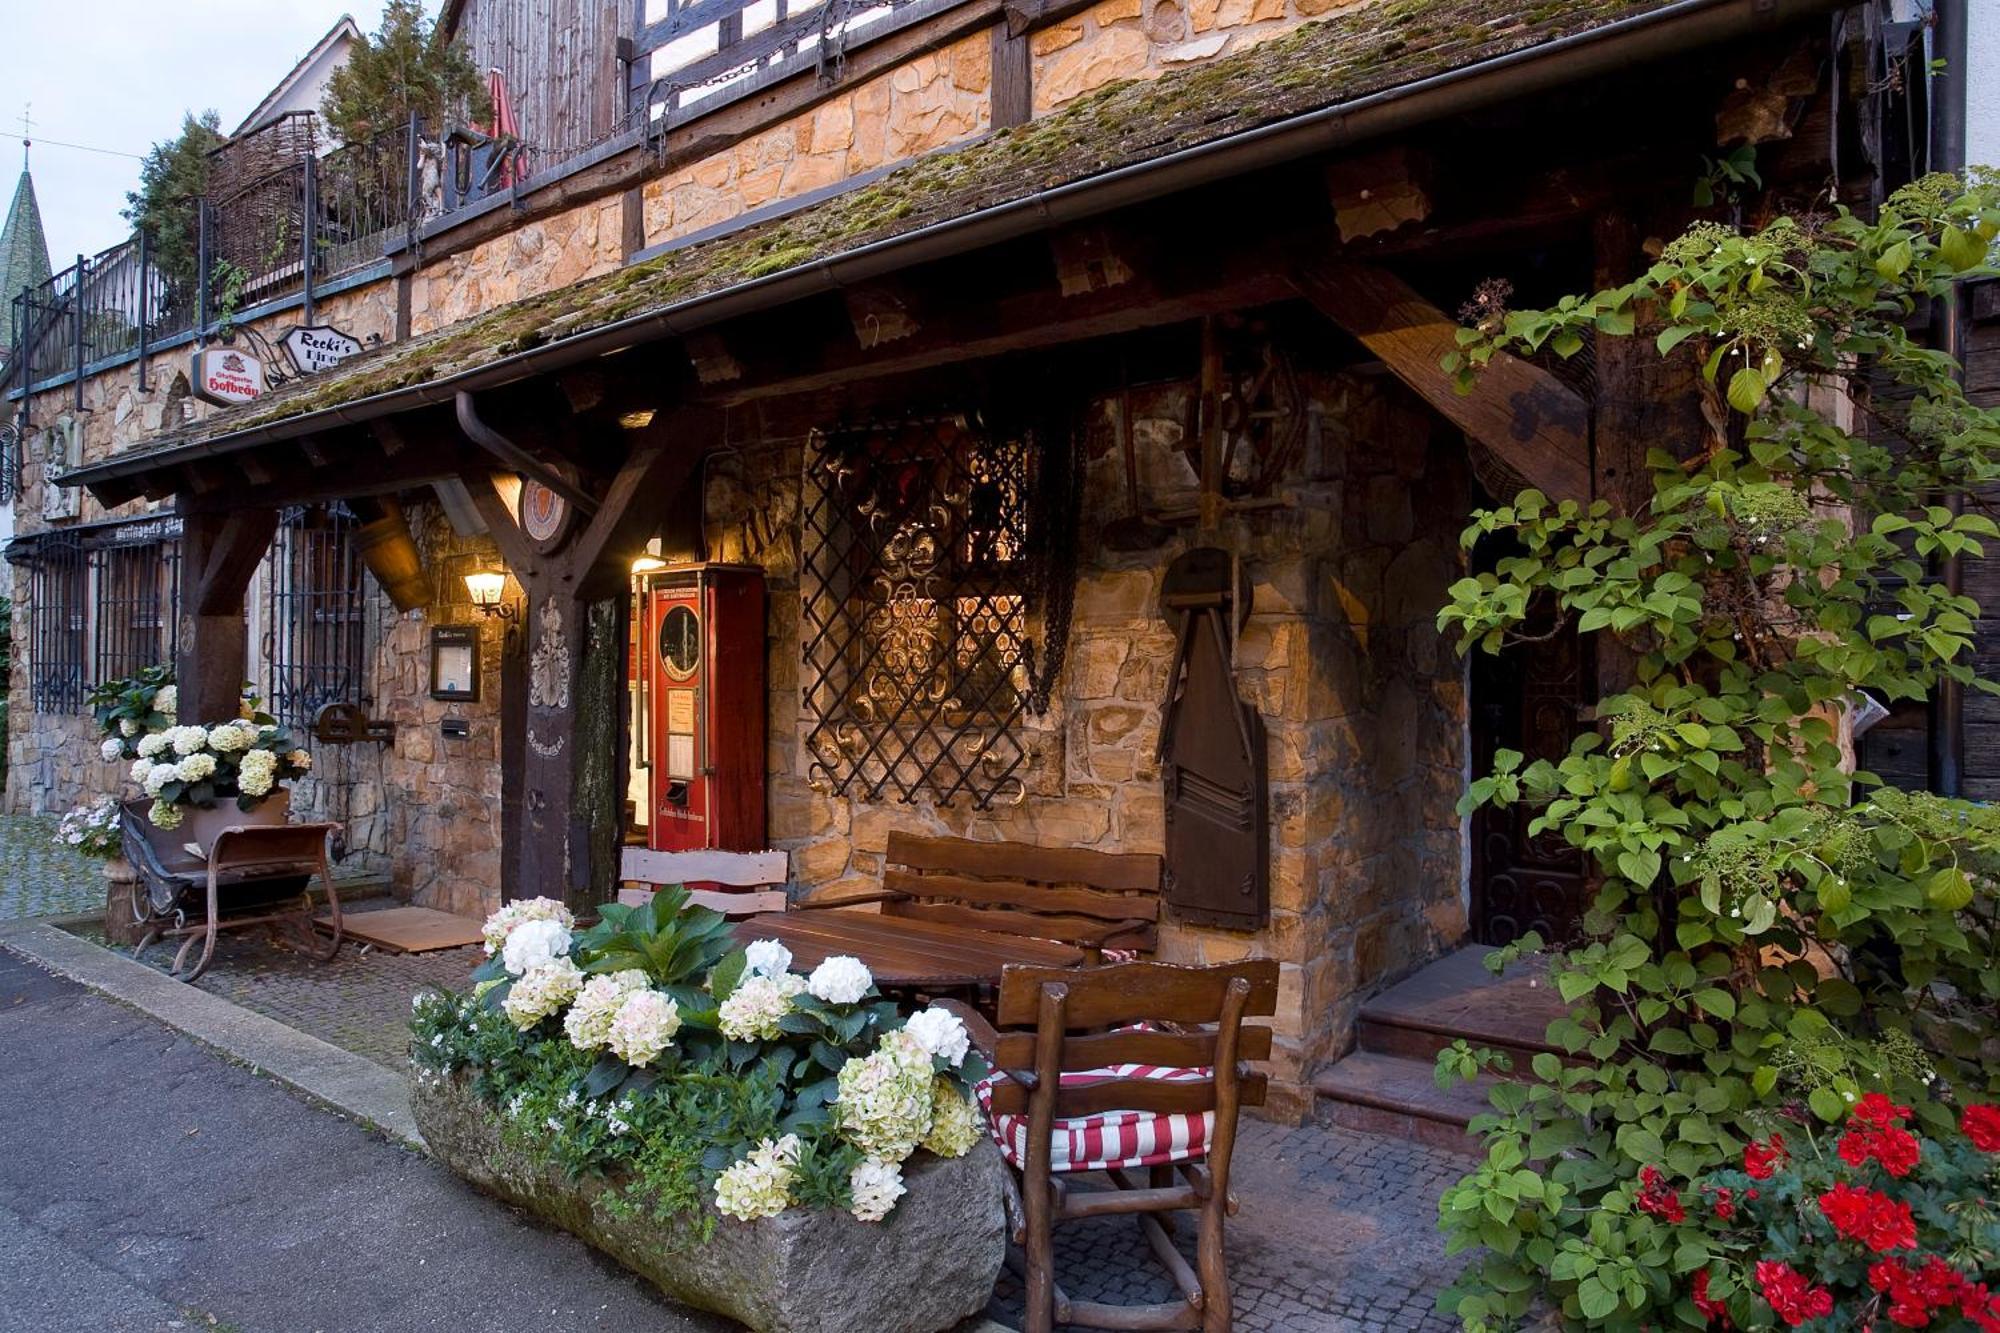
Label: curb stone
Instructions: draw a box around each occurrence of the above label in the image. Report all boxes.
[0,918,422,1148]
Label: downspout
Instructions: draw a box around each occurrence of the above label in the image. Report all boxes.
[1928,0,1968,797]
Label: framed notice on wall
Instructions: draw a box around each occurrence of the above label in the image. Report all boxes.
[430,626,480,701]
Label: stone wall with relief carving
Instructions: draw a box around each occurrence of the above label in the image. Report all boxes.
[700,343,1471,1120]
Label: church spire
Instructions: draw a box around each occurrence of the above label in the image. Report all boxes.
[0,151,53,349]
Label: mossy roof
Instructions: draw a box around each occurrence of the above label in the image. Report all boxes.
[77,0,1682,483]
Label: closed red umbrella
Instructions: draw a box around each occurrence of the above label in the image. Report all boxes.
[484,67,519,188]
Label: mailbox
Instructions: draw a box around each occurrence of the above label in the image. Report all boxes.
[639,564,767,853]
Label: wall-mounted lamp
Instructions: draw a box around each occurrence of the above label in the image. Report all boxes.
[631,555,668,575]
[464,567,516,619]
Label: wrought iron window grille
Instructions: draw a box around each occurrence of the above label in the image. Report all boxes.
[27,533,87,715]
[262,503,370,731]
[91,536,182,688]
[800,410,1081,807]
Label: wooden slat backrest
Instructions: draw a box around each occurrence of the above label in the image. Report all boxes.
[988,960,1278,1119]
[882,833,1162,952]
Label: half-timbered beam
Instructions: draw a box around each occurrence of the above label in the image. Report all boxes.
[1296,260,1593,502]
[176,504,278,724]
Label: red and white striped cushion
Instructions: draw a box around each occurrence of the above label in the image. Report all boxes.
[974,1061,1213,1174]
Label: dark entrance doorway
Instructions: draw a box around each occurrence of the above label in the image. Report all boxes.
[1467,611,1593,947]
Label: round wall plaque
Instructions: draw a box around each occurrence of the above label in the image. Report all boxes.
[520,480,571,549]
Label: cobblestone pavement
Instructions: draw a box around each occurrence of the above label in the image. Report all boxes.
[0,814,103,921]
[986,1113,1467,1332]
[63,894,1472,1331]
[71,901,479,1071]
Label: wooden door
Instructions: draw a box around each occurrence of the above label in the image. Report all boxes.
[1468,618,1592,947]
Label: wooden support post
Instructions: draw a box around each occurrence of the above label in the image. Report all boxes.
[1297,260,1593,503]
[175,505,278,723]
[463,415,712,910]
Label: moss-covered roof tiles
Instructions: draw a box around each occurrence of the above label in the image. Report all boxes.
[79,0,1682,479]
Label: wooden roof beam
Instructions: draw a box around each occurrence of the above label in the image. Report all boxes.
[1296,260,1591,503]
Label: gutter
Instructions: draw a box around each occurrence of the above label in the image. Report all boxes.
[67,0,1835,493]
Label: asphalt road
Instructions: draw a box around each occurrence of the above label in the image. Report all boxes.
[0,946,731,1333]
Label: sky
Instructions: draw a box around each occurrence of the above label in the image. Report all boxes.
[0,1,392,263]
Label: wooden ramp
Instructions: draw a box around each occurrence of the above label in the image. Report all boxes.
[316,906,483,954]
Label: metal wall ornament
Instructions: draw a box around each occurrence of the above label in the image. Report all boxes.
[800,410,1081,807]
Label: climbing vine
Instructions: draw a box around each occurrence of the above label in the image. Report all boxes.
[1435,173,2000,1330]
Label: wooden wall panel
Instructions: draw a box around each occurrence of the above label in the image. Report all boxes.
[454,0,625,162]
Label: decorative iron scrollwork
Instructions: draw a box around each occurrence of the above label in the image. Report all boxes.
[800,410,1080,806]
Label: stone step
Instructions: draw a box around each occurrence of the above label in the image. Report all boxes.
[1356,944,1565,1067]
[1311,1050,1495,1156]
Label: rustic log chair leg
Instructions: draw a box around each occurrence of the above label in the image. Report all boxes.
[1021,981,1069,1333]
[1151,1163,1179,1236]
[1197,976,1253,1333]
[181,866,224,983]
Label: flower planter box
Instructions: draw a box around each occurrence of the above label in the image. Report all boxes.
[411,1069,1008,1333]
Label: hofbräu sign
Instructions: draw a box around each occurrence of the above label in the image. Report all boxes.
[190,347,266,407]
[281,324,363,375]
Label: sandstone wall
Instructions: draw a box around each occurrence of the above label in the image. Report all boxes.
[1030,0,1344,115]
[640,33,992,252]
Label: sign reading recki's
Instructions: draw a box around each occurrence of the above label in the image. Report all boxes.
[190,347,266,406]
[280,324,364,375]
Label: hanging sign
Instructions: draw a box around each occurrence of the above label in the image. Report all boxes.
[190,347,265,406]
[519,479,572,550]
[280,324,364,376]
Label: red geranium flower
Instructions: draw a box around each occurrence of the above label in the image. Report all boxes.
[1757,1260,1836,1327]
[1818,1182,1918,1253]
[1694,1269,1734,1328]
[1839,1122,1922,1178]
[1962,1103,2000,1153]
[1852,1092,1914,1129]
[1709,1186,1737,1221]
[1745,1134,1789,1180]
[1869,1256,1998,1331]
[1637,1165,1686,1223]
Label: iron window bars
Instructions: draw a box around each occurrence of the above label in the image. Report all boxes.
[28,532,87,714]
[91,533,182,688]
[800,411,1080,807]
[263,504,369,731]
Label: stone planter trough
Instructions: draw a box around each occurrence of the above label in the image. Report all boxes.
[411,1068,1007,1333]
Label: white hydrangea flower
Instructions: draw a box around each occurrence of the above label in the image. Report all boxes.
[606,989,682,1067]
[130,759,153,785]
[146,799,183,830]
[206,723,253,753]
[168,725,208,756]
[713,1134,801,1221]
[501,918,572,976]
[717,974,795,1042]
[118,718,141,737]
[143,766,174,797]
[902,1007,971,1068]
[286,749,312,771]
[100,738,125,762]
[834,1028,937,1163]
[502,957,585,1030]
[923,1078,982,1158]
[479,897,576,956]
[743,938,792,979]
[175,752,218,783]
[848,1157,907,1222]
[136,732,170,759]
[153,685,177,718]
[563,969,651,1051]
[808,955,873,1006]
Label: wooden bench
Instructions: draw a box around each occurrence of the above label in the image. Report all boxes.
[828,833,1161,961]
[618,846,789,918]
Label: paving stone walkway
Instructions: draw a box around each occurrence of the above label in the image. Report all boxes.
[0,814,104,921]
[62,901,1473,1331]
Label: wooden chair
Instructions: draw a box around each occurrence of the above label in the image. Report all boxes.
[618,846,789,918]
[126,812,343,983]
[825,833,1161,960]
[947,959,1279,1333]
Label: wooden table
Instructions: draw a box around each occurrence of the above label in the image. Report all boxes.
[731,909,1086,988]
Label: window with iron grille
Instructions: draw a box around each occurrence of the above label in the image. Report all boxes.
[262,503,369,731]
[28,534,87,714]
[91,535,181,686]
[800,413,1080,807]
